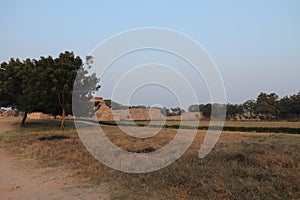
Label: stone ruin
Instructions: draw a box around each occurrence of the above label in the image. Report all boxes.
[93,97,203,122]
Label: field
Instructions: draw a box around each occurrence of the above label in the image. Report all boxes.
[105,120,300,134]
[167,120,300,128]
[103,120,300,128]
[0,118,300,199]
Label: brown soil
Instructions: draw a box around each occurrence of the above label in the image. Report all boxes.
[0,117,110,200]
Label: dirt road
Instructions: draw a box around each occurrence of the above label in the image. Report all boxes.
[0,117,110,200]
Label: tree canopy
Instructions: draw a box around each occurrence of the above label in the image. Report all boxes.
[0,51,100,128]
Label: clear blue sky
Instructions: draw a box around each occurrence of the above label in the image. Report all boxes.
[1,0,299,105]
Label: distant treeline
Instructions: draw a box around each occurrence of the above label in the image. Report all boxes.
[104,92,300,120]
[189,92,300,120]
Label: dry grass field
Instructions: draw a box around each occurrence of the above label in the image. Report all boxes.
[0,119,299,199]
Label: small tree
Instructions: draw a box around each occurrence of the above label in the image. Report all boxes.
[255,92,279,119]
[243,100,256,114]
[200,104,212,117]
[188,104,200,112]
[226,103,243,118]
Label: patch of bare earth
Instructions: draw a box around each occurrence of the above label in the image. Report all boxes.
[0,117,110,200]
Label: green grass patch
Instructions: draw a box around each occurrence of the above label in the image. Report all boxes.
[98,121,300,134]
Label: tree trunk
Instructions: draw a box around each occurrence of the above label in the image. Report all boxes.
[60,107,65,131]
[21,112,27,125]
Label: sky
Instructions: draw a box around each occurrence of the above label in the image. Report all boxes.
[1,0,299,108]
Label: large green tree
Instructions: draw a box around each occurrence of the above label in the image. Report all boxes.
[0,52,100,128]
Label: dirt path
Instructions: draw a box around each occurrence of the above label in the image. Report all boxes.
[0,117,110,200]
[0,117,18,133]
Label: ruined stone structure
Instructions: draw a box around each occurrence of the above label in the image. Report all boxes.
[93,97,120,121]
[120,107,166,121]
[93,97,203,121]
